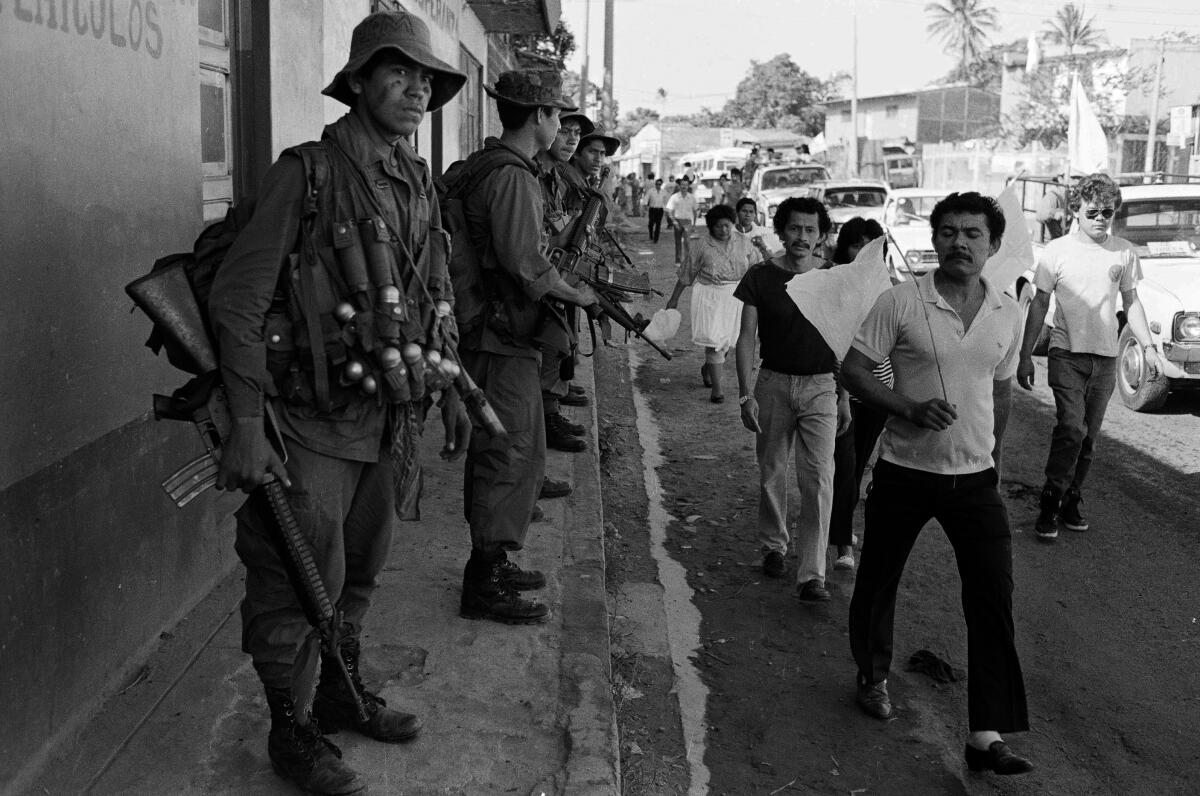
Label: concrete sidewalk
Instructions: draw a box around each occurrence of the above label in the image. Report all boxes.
[29,362,618,796]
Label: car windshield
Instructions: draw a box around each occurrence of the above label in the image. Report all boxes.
[889,195,941,225]
[825,188,887,208]
[1114,197,1200,256]
[761,167,828,190]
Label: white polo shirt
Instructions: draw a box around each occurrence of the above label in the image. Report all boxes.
[852,273,1022,475]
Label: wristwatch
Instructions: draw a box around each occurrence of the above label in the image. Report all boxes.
[739,395,753,405]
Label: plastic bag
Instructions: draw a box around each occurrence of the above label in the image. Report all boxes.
[641,308,681,342]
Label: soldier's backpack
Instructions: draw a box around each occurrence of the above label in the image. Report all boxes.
[435,148,528,334]
[137,144,330,375]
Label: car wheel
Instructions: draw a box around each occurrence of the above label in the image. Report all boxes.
[1116,326,1169,412]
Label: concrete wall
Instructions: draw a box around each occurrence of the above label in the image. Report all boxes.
[824,97,919,149]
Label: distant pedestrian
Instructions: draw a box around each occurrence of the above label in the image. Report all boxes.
[843,191,1034,776]
[665,176,698,266]
[723,167,745,208]
[1017,173,1160,541]
[665,204,757,403]
[711,174,727,208]
[645,178,667,242]
[824,217,888,572]
[733,197,778,261]
[1035,175,1069,241]
[734,197,848,601]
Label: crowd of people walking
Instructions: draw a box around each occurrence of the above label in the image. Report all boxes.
[188,9,1164,791]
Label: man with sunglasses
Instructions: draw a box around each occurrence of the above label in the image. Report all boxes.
[1017,172,1161,542]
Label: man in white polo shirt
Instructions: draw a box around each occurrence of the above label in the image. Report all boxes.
[842,192,1033,776]
[665,176,698,265]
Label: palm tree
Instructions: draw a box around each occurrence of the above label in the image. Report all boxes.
[1044,3,1105,56]
[925,0,1000,70]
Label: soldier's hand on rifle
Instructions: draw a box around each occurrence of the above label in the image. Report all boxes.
[439,389,471,461]
[572,283,600,308]
[216,416,291,492]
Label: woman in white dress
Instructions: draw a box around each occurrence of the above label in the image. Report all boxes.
[665,204,759,403]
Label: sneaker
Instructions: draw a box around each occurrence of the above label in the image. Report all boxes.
[540,476,572,499]
[856,678,893,720]
[1034,510,1059,541]
[797,579,831,602]
[1060,488,1089,531]
[834,553,856,571]
[762,550,787,578]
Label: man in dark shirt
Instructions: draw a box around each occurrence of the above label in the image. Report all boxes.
[453,70,598,625]
[208,12,468,794]
[734,197,849,600]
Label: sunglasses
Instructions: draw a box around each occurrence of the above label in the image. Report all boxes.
[1084,207,1116,220]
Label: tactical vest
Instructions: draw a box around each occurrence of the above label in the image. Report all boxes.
[264,139,450,413]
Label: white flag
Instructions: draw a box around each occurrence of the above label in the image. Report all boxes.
[983,184,1036,290]
[785,237,893,359]
[809,132,828,154]
[1025,33,1041,73]
[1068,76,1109,174]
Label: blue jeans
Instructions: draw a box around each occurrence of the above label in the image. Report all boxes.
[754,369,837,584]
[1045,348,1116,494]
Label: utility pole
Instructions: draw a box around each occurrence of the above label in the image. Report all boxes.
[1143,37,1165,174]
[602,0,614,129]
[579,0,590,113]
[850,12,859,177]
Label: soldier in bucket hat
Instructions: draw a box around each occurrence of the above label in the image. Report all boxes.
[208,10,467,794]
[439,71,599,625]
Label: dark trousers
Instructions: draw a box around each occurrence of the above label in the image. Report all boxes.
[829,400,889,546]
[1045,348,1116,495]
[849,460,1029,733]
[461,349,545,554]
[647,208,664,242]
[235,438,395,690]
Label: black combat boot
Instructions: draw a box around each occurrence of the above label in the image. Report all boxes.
[545,412,586,452]
[1035,484,1061,542]
[461,550,550,624]
[312,637,421,743]
[264,686,367,795]
[1060,487,1089,531]
[495,552,546,591]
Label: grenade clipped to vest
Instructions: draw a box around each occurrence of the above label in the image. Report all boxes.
[323,212,452,404]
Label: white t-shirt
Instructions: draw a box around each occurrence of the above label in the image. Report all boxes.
[736,223,781,256]
[1034,231,1141,357]
[853,274,1022,475]
[666,192,698,224]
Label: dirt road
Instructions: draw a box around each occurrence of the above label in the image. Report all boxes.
[596,228,1200,795]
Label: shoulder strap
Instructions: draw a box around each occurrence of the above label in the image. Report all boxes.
[447,148,529,200]
[285,141,334,411]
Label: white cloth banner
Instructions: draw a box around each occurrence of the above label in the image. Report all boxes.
[983,184,1036,290]
[1068,76,1109,174]
[784,237,893,359]
[809,132,828,154]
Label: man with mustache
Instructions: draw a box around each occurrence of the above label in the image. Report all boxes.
[734,196,849,599]
[842,192,1034,776]
[1017,172,1160,541]
[209,11,468,793]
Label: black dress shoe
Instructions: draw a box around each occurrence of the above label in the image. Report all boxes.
[964,741,1034,775]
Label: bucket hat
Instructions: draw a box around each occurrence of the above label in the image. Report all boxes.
[559,112,596,138]
[484,70,576,109]
[578,127,621,157]
[322,12,466,112]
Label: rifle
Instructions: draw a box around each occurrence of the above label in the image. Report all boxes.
[125,261,368,722]
[548,191,673,360]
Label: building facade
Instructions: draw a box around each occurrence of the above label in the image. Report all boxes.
[0,1,554,790]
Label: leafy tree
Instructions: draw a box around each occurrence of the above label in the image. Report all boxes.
[510,20,576,67]
[715,54,843,134]
[925,0,999,71]
[1043,4,1105,56]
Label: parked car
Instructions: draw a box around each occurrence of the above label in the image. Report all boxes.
[881,187,958,274]
[747,162,833,225]
[807,179,890,235]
